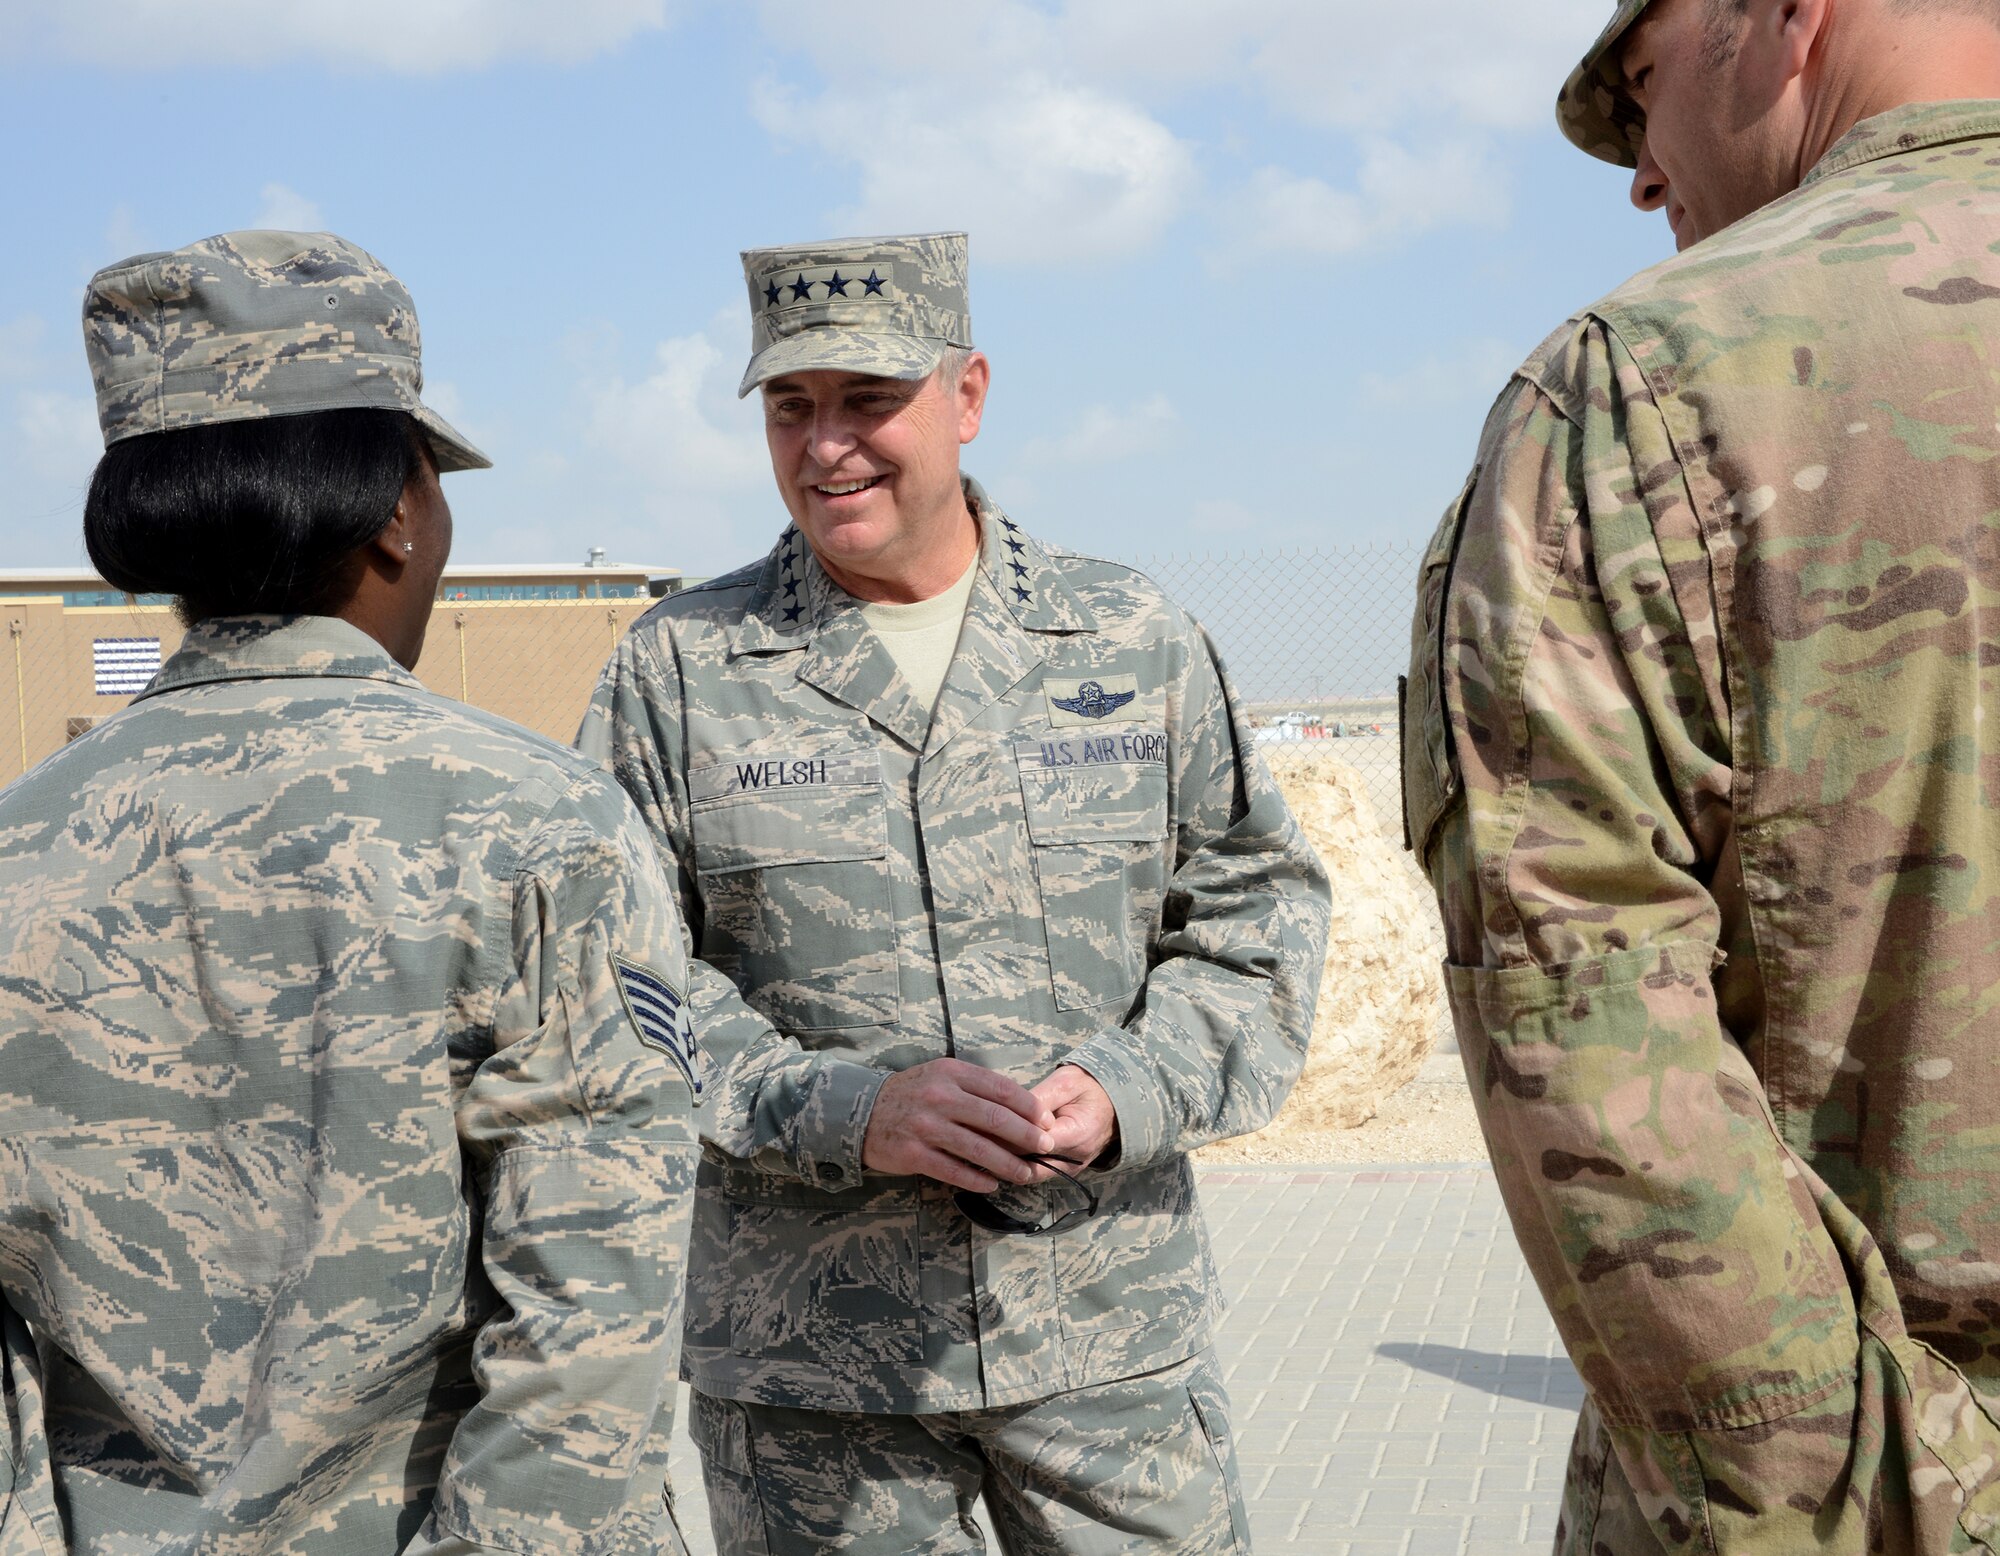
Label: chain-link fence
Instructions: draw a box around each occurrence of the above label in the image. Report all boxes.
[424,599,659,737]
[0,597,666,786]
[1138,544,1422,848]
[1,546,1427,839]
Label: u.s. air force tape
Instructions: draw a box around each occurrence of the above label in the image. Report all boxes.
[612,954,702,1097]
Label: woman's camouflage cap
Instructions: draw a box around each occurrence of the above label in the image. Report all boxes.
[1557,0,1654,168]
[82,230,491,471]
[738,231,973,397]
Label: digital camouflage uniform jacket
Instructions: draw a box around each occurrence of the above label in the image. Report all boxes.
[1405,102,2000,1554]
[0,616,699,1556]
[579,477,1330,1414]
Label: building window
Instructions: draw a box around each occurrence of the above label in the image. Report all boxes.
[435,581,646,602]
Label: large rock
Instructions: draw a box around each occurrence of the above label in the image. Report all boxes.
[1199,748,1445,1163]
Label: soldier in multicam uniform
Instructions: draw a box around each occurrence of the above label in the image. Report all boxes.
[1405,1,2000,1550]
[0,232,699,1555]
[579,231,1330,1554]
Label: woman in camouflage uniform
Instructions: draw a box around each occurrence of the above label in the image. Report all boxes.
[0,232,700,1556]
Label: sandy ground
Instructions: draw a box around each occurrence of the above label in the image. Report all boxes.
[1186,738,1491,1166]
[1196,1036,1489,1166]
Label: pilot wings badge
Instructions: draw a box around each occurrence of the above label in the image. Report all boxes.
[1043,673,1143,727]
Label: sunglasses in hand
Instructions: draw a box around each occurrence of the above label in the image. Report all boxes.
[953,1154,1100,1236]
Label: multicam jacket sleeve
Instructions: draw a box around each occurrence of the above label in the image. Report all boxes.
[411,772,698,1555]
[1409,320,1962,1551]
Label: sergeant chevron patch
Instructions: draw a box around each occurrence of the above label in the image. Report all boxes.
[613,954,702,1097]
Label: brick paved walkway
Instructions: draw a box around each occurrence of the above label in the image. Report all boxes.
[665,1165,1579,1554]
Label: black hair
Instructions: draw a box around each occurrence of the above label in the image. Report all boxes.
[83,407,429,625]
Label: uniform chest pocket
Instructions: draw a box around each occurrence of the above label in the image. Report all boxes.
[1016,743,1170,1011]
[689,758,898,1033]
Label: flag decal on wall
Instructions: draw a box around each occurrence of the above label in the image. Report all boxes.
[92,638,161,696]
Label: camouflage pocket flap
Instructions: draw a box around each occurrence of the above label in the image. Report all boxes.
[1895,1336,2000,1549]
[688,1393,754,1476]
[1402,467,1476,861]
[1016,740,1169,846]
[688,779,888,875]
[702,1154,922,1210]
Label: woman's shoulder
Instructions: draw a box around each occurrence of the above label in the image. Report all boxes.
[0,677,614,853]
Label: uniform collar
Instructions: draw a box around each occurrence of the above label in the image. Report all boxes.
[730,477,1097,755]
[966,477,1097,635]
[1803,99,2000,189]
[734,475,1096,657]
[133,615,423,702]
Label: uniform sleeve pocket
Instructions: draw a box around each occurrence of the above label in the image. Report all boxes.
[1402,468,1476,862]
[1448,941,1858,1432]
[1898,1337,2000,1550]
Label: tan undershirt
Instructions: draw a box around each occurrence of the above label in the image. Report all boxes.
[860,554,981,718]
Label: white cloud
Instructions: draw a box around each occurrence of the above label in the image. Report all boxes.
[1218,138,1510,264]
[0,317,52,384]
[0,0,680,72]
[1020,394,1177,468]
[103,204,150,263]
[13,388,102,485]
[751,0,1048,80]
[453,314,775,576]
[251,182,324,232]
[1057,0,1602,132]
[1188,497,1256,537]
[0,322,100,559]
[527,313,775,572]
[751,0,1600,137]
[584,328,768,495]
[744,0,1586,270]
[417,378,498,462]
[1359,339,1523,407]
[753,72,1194,264]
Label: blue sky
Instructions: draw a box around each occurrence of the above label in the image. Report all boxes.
[0,1,1670,579]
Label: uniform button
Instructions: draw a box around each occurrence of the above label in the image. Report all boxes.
[818,1163,844,1182]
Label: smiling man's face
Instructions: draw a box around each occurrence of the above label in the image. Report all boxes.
[760,357,989,599]
[1620,0,1808,248]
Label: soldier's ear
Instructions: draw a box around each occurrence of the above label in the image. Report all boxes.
[1772,0,1827,84]
[368,506,415,568]
[956,352,990,446]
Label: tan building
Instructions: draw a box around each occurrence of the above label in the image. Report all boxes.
[0,559,684,784]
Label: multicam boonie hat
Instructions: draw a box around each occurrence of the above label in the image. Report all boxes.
[82,229,491,471]
[738,231,973,398]
[1557,0,1654,168]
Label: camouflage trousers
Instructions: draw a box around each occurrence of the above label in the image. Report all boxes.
[689,1350,1252,1554]
[1556,1335,2000,1554]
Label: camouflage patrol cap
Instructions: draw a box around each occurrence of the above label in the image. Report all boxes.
[1557,0,1654,168]
[738,231,973,398]
[83,230,490,471]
